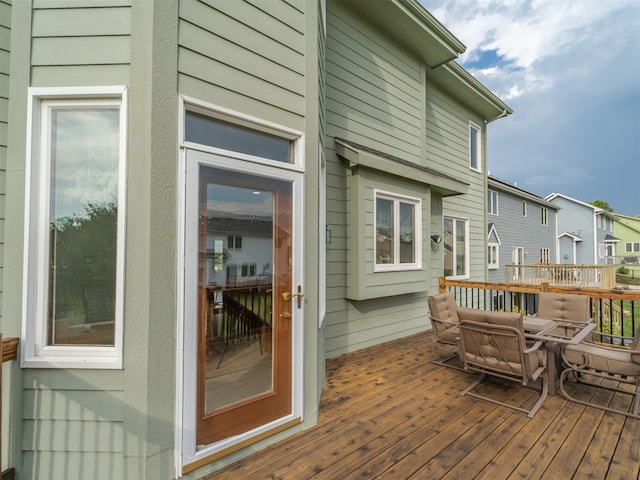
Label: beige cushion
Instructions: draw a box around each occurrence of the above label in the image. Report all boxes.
[537,293,589,322]
[563,342,640,377]
[428,293,459,324]
[459,312,526,374]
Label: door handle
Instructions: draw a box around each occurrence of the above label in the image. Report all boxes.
[281,286,304,309]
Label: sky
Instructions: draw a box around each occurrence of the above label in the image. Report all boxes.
[420,0,640,216]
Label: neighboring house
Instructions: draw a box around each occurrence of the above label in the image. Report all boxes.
[1,1,511,479]
[545,193,618,265]
[486,176,559,285]
[614,213,640,266]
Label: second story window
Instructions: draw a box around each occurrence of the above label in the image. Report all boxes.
[487,190,498,215]
[228,235,242,250]
[541,207,548,226]
[375,191,421,271]
[469,123,481,172]
[522,201,527,217]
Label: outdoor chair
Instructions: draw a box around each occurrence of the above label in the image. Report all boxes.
[559,328,640,419]
[536,292,590,323]
[458,310,548,418]
[428,292,464,368]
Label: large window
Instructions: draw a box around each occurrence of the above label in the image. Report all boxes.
[444,216,468,278]
[375,191,421,271]
[469,123,481,172]
[22,86,127,368]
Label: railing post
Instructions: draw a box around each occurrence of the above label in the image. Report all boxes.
[540,282,549,292]
[439,276,445,294]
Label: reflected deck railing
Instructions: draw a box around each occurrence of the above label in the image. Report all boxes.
[503,264,617,289]
[440,277,639,339]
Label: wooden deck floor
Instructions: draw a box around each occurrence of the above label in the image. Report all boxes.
[205,331,639,480]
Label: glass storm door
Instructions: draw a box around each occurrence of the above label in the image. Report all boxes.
[188,153,298,447]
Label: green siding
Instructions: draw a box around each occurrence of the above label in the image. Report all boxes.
[326,5,422,160]
[427,83,487,282]
[0,0,8,335]
[324,2,431,358]
[13,3,135,478]
[178,0,305,126]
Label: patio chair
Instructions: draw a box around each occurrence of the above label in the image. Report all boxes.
[428,292,463,368]
[536,292,590,323]
[458,310,548,418]
[559,328,640,419]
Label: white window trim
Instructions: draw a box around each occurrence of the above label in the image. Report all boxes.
[469,122,482,173]
[374,189,422,272]
[444,216,470,280]
[21,86,127,369]
[541,207,548,226]
[488,190,498,215]
[488,243,499,270]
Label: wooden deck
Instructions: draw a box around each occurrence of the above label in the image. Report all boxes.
[204,331,639,480]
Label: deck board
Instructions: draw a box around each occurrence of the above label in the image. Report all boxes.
[203,331,639,480]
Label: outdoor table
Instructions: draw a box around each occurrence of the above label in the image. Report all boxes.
[523,317,596,395]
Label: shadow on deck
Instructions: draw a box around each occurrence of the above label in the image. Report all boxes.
[205,331,639,480]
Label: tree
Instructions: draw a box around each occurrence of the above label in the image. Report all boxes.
[589,200,613,212]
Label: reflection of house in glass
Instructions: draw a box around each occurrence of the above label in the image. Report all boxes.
[205,214,273,288]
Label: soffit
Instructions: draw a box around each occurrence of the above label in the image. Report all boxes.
[334,138,468,197]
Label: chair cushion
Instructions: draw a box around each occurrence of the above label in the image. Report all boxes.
[537,293,589,322]
[428,293,459,324]
[563,343,640,377]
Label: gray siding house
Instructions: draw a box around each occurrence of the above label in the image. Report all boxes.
[546,193,617,265]
[1,1,510,478]
[487,176,559,284]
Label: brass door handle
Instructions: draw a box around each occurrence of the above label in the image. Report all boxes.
[282,286,304,308]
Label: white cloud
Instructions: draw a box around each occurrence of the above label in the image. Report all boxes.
[420,0,640,215]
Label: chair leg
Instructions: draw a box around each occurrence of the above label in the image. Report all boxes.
[460,373,547,418]
[559,367,640,420]
[433,351,465,371]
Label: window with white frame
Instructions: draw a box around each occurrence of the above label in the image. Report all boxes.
[375,191,421,270]
[22,86,127,369]
[487,190,498,215]
[488,243,499,270]
[444,216,468,278]
[522,201,527,217]
[469,123,481,172]
[625,242,640,253]
[541,207,548,226]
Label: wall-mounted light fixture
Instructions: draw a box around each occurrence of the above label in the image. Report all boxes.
[431,234,442,244]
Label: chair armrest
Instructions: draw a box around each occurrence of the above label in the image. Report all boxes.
[428,316,458,328]
[523,340,545,355]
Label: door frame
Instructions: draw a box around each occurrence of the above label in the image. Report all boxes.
[176,148,304,473]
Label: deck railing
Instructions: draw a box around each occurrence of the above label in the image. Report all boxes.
[439,277,639,339]
[1,335,18,480]
[503,264,617,289]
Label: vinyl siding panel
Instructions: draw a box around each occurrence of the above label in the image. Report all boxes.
[427,83,487,281]
[550,196,597,264]
[325,5,422,159]
[487,185,557,283]
[178,0,305,127]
